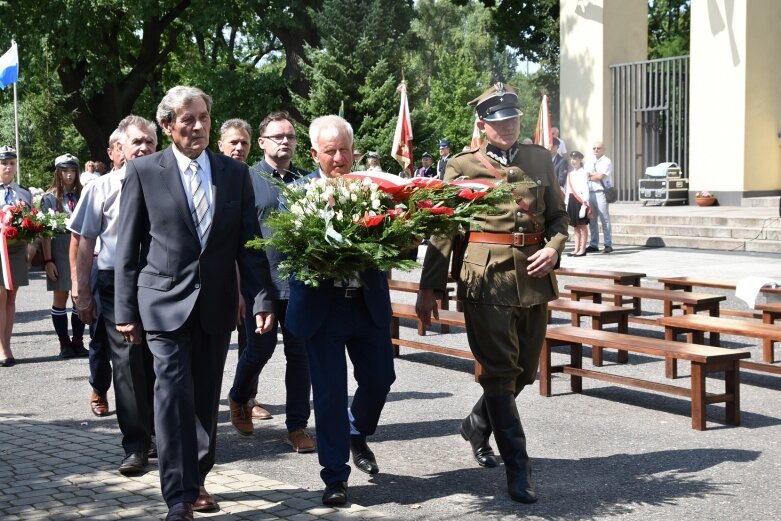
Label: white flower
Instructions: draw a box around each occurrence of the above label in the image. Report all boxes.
[371,198,381,209]
[350,193,357,202]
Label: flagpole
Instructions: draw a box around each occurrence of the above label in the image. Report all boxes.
[13,81,20,184]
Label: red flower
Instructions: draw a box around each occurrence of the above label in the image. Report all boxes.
[457,188,488,201]
[428,206,455,215]
[357,213,385,227]
[21,217,35,230]
[29,208,38,215]
[387,208,404,220]
[416,199,434,209]
[33,222,43,233]
[4,226,18,239]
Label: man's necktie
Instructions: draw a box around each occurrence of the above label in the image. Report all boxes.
[189,161,211,248]
[2,185,11,205]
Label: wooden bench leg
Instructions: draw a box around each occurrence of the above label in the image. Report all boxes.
[474,361,482,383]
[762,313,777,363]
[539,339,552,397]
[691,362,706,431]
[724,361,741,426]
[616,316,629,363]
[571,342,583,394]
[590,316,603,367]
[417,319,426,336]
[664,327,679,379]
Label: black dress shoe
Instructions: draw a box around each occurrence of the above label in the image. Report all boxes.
[165,502,194,521]
[118,451,148,476]
[322,481,348,505]
[0,358,15,367]
[585,245,599,253]
[350,436,379,475]
[147,439,157,459]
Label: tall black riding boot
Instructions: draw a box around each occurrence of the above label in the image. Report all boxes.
[460,395,499,467]
[484,394,538,503]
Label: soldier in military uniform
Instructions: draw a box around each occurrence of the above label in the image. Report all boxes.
[416,83,569,503]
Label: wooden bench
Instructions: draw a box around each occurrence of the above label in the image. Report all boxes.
[658,314,781,377]
[658,276,781,319]
[565,282,726,325]
[390,302,481,380]
[540,326,751,430]
[556,267,646,313]
[388,279,454,334]
[548,298,632,365]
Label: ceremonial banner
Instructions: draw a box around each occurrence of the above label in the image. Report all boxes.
[534,94,552,149]
[470,115,483,149]
[391,83,413,177]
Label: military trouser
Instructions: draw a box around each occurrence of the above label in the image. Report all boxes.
[463,302,548,396]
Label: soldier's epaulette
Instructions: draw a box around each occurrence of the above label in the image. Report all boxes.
[454,146,480,159]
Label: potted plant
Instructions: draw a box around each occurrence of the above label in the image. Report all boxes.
[694,191,716,207]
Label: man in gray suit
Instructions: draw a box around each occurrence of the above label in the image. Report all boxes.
[114,86,275,521]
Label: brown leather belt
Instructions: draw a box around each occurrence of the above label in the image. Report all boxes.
[469,231,545,247]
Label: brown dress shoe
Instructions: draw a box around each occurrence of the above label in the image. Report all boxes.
[90,390,110,417]
[287,429,316,453]
[228,397,254,436]
[248,398,273,420]
[192,486,219,512]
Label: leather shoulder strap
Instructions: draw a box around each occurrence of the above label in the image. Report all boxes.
[472,151,503,180]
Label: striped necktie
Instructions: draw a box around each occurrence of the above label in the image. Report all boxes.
[189,161,211,247]
[2,185,11,205]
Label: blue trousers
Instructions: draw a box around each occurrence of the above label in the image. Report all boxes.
[230,298,311,431]
[588,190,613,248]
[304,293,396,486]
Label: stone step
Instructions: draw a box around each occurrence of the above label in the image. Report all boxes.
[612,222,781,241]
[741,196,780,208]
[613,233,781,253]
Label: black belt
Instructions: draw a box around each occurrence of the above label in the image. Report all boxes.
[469,231,545,247]
[333,287,362,299]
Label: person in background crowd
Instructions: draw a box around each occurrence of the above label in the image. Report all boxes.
[285,115,396,506]
[417,83,568,504]
[365,151,382,172]
[585,141,614,254]
[564,151,591,257]
[0,146,32,367]
[415,152,437,177]
[114,86,275,521]
[551,127,567,156]
[227,111,315,455]
[94,161,108,175]
[41,154,87,359]
[550,137,569,190]
[352,149,365,170]
[71,116,159,474]
[217,118,252,380]
[80,160,100,185]
[437,140,451,179]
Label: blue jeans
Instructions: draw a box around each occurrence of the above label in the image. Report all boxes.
[229,298,311,432]
[588,190,612,248]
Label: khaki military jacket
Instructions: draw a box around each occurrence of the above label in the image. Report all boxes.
[419,142,569,307]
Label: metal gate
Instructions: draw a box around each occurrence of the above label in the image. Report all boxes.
[610,56,689,201]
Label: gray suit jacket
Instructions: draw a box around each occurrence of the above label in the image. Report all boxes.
[114,146,273,333]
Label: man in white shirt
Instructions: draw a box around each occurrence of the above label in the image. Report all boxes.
[585,141,614,253]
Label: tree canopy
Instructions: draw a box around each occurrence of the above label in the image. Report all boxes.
[0,0,691,188]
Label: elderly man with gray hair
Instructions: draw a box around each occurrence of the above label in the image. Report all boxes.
[113,86,276,521]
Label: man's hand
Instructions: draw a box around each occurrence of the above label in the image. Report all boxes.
[116,323,143,344]
[75,293,97,324]
[254,312,276,335]
[44,261,59,282]
[416,289,439,326]
[527,247,559,278]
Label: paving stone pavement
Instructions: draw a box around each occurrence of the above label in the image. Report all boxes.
[2,243,781,520]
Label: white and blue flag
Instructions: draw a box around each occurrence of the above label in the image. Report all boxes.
[0,42,19,89]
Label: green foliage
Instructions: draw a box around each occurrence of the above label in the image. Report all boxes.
[648,0,691,59]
